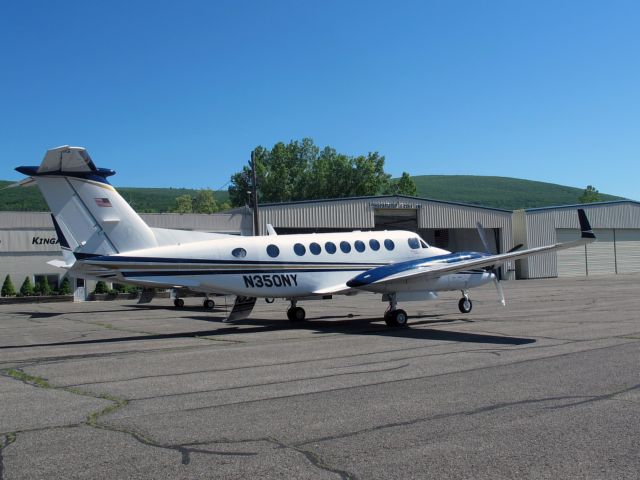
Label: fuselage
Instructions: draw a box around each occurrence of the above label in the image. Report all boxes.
[77,229,495,298]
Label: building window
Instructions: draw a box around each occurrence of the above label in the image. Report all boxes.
[266,244,280,258]
[294,243,306,256]
[384,239,395,251]
[340,241,351,253]
[408,238,420,249]
[354,240,365,252]
[369,239,380,251]
[325,242,337,254]
[309,242,321,255]
[232,248,247,258]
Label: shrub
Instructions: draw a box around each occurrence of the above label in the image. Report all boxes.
[93,281,109,294]
[58,277,72,295]
[20,277,35,296]
[2,275,17,297]
[34,276,52,296]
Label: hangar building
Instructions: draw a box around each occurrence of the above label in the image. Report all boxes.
[1,197,639,296]
[513,200,640,278]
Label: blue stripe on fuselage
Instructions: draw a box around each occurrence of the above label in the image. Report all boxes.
[346,252,489,287]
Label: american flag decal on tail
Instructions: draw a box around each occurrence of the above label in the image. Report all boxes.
[94,197,112,208]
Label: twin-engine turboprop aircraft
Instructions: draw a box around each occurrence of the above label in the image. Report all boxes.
[14,146,596,326]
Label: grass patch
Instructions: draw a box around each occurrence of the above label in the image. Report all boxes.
[4,368,51,388]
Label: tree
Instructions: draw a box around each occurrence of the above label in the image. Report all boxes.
[228,138,393,206]
[1,275,16,297]
[173,194,194,213]
[34,276,52,296]
[20,276,34,296]
[578,185,602,204]
[193,189,218,213]
[58,277,71,295]
[384,172,417,196]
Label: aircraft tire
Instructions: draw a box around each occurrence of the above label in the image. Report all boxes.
[174,298,185,308]
[203,299,215,310]
[384,309,408,327]
[287,307,306,322]
[458,297,472,313]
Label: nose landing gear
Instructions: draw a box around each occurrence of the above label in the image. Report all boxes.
[458,290,472,313]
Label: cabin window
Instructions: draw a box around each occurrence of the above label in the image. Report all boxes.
[232,247,247,258]
[294,243,306,256]
[325,242,337,254]
[309,242,321,255]
[340,241,351,253]
[408,238,420,249]
[266,244,280,258]
[384,239,395,251]
[354,240,365,252]
[369,239,380,251]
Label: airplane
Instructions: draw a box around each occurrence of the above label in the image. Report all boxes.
[14,146,596,327]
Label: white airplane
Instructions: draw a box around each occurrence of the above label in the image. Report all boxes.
[14,146,596,326]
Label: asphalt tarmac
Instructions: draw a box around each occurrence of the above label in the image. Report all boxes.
[1,275,639,479]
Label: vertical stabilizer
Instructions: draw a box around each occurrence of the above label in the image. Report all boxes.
[16,146,158,255]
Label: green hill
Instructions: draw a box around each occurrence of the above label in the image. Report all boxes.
[0,176,622,212]
[0,181,230,213]
[410,175,622,210]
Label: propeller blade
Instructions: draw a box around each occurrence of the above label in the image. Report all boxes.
[493,276,506,306]
[475,222,492,253]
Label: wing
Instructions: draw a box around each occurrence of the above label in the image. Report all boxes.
[347,209,595,289]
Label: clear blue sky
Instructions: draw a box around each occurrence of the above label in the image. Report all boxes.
[1,0,638,200]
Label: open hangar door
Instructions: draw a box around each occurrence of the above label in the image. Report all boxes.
[556,228,640,276]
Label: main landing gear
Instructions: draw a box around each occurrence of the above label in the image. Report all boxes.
[287,300,306,322]
[458,290,472,313]
[384,293,408,327]
[172,297,215,309]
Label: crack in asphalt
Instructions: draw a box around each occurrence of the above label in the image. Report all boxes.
[65,341,533,388]
[297,383,640,447]
[0,433,17,480]
[110,340,640,418]
[131,363,410,401]
[0,368,353,479]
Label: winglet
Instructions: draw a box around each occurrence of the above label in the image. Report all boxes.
[577,209,595,239]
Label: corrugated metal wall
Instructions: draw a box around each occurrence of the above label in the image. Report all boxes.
[260,198,375,230]
[518,202,640,278]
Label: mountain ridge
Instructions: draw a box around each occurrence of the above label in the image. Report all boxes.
[0,175,623,212]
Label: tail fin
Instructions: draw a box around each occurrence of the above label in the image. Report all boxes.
[16,146,158,256]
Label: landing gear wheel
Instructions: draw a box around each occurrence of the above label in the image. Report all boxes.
[287,306,306,322]
[384,309,408,327]
[203,299,215,310]
[174,298,185,308]
[458,297,472,313]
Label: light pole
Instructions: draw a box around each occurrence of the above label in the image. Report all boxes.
[250,150,260,236]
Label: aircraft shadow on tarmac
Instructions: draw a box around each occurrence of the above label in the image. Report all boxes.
[0,312,535,349]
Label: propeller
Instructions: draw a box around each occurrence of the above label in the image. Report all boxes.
[476,222,506,306]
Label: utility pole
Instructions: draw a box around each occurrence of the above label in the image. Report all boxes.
[250,150,260,236]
